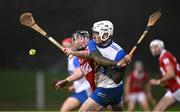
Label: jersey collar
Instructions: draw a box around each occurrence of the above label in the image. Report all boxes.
[96,40,113,48]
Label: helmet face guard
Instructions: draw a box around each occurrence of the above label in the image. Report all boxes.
[92,20,114,42]
[72,30,89,50]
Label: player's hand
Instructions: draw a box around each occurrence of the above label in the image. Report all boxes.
[117,54,132,67]
[150,79,160,85]
[52,79,69,90]
[63,48,73,56]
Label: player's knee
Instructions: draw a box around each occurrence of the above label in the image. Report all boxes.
[79,105,87,112]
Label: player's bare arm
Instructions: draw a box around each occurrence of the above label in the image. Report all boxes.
[53,68,83,90]
[64,45,131,67]
[150,64,175,85]
[71,48,132,67]
[146,80,153,100]
[75,49,132,67]
[64,46,118,66]
[158,63,175,84]
[72,50,91,59]
[63,46,91,59]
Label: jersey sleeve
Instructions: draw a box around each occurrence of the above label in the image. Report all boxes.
[162,57,171,67]
[73,57,80,68]
[88,39,97,52]
[162,57,170,65]
[115,50,126,61]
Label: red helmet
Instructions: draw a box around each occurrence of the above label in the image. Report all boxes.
[61,37,73,48]
[61,37,72,45]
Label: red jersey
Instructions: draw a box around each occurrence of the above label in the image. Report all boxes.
[159,50,180,92]
[78,48,96,91]
[128,71,149,93]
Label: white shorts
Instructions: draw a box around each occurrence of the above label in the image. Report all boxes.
[164,89,180,102]
[128,92,146,103]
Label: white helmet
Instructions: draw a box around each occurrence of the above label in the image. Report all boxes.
[92,20,114,41]
[150,39,164,50]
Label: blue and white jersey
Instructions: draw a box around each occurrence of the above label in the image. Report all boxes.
[88,39,125,88]
[68,56,91,93]
[68,56,80,75]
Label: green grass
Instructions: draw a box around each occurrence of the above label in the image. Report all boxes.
[0,69,70,111]
[0,69,179,111]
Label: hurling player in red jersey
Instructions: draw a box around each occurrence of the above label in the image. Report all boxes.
[125,61,152,111]
[58,37,91,111]
[54,31,96,92]
[149,39,180,111]
[71,30,96,91]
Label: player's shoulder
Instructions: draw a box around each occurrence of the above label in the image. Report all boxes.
[88,39,95,46]
[111,41,123,51]
[73,56,79,61]
[160,50,174,65]
[88,39,96,51]
[72,56,80,64]
[165,51,174,59]
[161,50,173,58]
[160,50,174,61]
[68,55,77,60]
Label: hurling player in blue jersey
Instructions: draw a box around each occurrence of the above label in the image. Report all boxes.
[63,20,132,111]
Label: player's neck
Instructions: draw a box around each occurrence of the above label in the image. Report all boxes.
[97,39,112,48]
